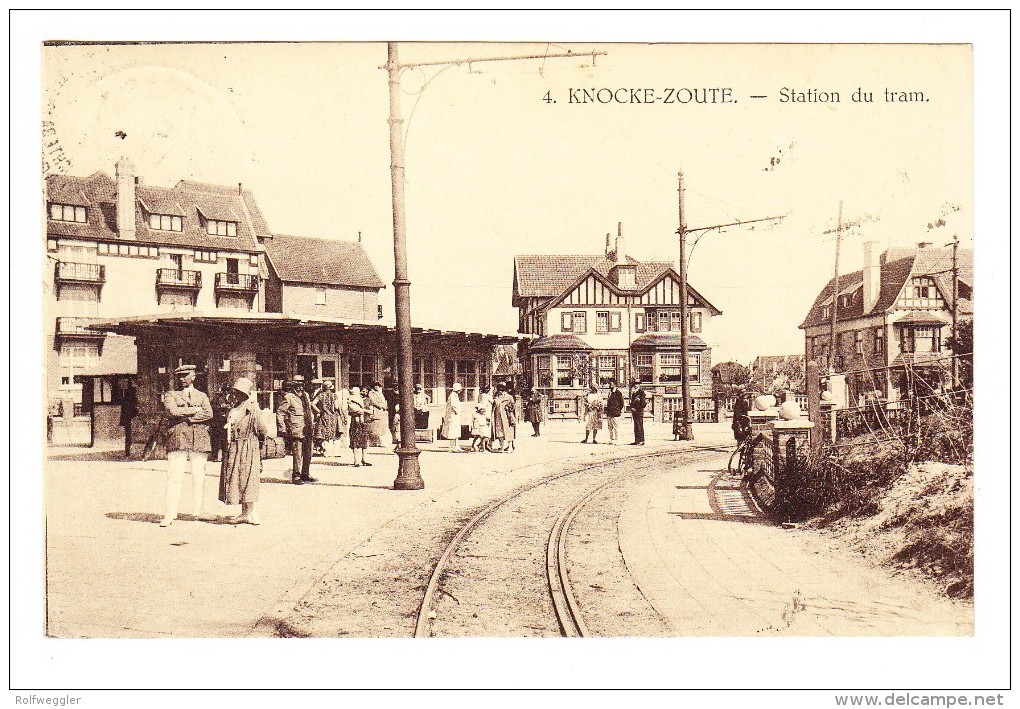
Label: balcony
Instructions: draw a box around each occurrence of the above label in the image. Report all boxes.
[214,272,260,293]
[55,261,105,284]
[55,317,105,341]
[156,268,202,291]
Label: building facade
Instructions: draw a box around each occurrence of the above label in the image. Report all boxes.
[263,233,384,320]
[45,159,385,432]
[799,240,973,406]
[513,232,722,420]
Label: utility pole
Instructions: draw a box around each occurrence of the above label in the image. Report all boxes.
[675,172,784,442]
[383,42,604,490]
[950,233,959,389]
[829,200,843,373]
[676,171,693,440]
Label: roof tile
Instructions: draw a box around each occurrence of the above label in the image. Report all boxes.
[264,234,385,290]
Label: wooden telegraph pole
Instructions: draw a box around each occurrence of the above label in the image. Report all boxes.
[829,200,843,372]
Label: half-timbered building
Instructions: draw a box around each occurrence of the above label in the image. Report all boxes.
[513,232,722,420]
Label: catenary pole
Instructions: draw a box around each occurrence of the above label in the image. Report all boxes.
[677,171,694,440]
[386,42,424,490]
[382,43,604,490]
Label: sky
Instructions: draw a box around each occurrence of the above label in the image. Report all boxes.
[40,39,974,363]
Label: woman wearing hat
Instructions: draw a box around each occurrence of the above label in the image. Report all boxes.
[440,382,464,452]
[347,386,371,466]
[219,377,268,525]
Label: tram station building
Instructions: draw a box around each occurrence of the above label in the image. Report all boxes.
[89,312,525,457]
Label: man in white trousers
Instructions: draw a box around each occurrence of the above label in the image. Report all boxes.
[160,364,213,527]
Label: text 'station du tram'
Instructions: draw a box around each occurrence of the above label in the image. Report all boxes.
[542,87,929,105]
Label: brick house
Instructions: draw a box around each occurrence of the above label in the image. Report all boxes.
[799,240,973,405]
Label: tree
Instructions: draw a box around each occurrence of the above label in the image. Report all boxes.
[946,318,973,389]
[712,361,750,398]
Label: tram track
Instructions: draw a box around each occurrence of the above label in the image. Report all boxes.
[415,444,731,638]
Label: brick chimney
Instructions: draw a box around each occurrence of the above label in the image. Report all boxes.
[605,232,612,256]
[613,222,625,263]
[862,240,881,313]
[115,157,136,240]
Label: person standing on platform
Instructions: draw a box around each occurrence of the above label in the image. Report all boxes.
[581,384,604,444]
[367,382,389,447]
[470,385,493,452]
[605,381,625,445]
[412,384,431,431]
[629,381,647,446]
[278,375,316,485]
[219,377,267,525]
[120,379,138,458]
[525,389,544,437]
[312,380,340,456]
[347,386,371,466]
[160,365,213,527]
[441,382,464,452]
[492,383,518,453]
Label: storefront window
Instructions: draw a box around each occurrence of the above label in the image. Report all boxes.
[445,359,479,402]
[255,353,286,410]
[537,355,552,388]
[349,355,377,389]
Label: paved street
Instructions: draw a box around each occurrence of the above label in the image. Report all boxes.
[44,418,970,638]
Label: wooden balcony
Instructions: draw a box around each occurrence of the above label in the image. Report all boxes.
[214,272,260,293]
[156,268,202,290]
[55,261,105,284]
[55,317,105,341]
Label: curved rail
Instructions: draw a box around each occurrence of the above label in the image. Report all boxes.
[415,445,730,638]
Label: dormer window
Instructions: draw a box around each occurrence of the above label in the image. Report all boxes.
[912,277,935,299]
[207,220,238,237]
[616,266,636,289]
[149,214,183,232]
[49,204,86,223]
[822,305,831,319]
[840,294,853,308]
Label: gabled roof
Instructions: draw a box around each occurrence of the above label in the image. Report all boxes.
[264,234,385,290]
[46,171,270,252]
[514,254,721,314]
[799,245,973,329]
[513,254,673,302]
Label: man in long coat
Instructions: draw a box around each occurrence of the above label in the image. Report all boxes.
[629,381,647,446]
[278,375,317,485]
[160,364,213,526]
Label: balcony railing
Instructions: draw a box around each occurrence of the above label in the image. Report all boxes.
[214,272,260,292]
[55,261,105,284]
[156,268,202,290]
[55,317,104,339]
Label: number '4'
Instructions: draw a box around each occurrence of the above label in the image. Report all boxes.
[543,91,553,104]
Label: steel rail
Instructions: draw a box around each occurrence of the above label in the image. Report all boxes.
[414,445,729,638]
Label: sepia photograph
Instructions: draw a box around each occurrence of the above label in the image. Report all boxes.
[10,9,1010,703]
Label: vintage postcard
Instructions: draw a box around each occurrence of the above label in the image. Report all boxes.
[11,11,1010,701]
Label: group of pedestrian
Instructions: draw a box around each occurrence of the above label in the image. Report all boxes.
[159,365,267,527]
[578,381,645,445]
[442,382,518,453]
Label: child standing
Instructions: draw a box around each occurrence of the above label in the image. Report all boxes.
[470,386,493,452]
